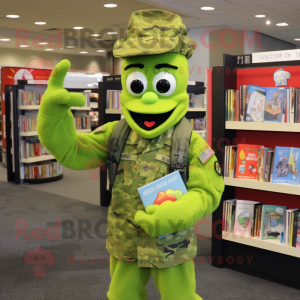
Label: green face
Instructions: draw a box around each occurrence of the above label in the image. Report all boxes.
[120,52,189,139]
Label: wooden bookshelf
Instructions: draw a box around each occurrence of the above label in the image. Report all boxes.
[224,177,300,196]
[222,232,300,259]
[194,130,206,134]
[106,109,122,114]
[226,121,300,132]
[188,108,206,112]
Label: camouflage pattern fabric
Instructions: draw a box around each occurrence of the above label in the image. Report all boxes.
[113,9,197,59]
[106,127,197,268]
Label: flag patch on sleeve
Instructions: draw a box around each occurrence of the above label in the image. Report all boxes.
[198,146,215,164]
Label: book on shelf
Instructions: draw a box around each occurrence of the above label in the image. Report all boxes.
[272,147,300,185]
[232,200,262,238]
[187,118,206,130]
[234,144,262,180]
[73,111,91,130]
[20,115,37,132]
[20,140,50,159]
[106,90,121,109]
[137,171,187,239]
[89,111,99,126]
[21,162,63,180]
[261,205,286,240]
[226,85,300,123]
[245,85,266,122]
[18,90,44,106]
[188,93,205,108]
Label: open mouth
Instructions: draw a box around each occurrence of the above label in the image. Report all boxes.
[129,109,174,131]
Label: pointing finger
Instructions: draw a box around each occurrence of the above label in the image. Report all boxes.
[48,59,71,90]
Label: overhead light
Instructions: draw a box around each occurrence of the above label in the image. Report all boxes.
[107,32,117,35]
[20,45,29,47]
[6,15,20,18]
[39,42,48,45]
[45,49,54,51]
[91,34,100,37]
[97,50,105,52]
[80,51,88,54]
[104,4,117,8]
[201,7,215,10]
[294,38,300,41]
[266,20,271,25]
[0,38,10,41]
[73,26,84,30]
[66,46,75,48]
[276,22,288,26]
[35,22,46,25]
[255,15,266,18]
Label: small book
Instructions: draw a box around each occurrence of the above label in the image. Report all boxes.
[138,171,187,239]
[245,85,266,122]
[234,144,262,180]
[261,205,286,240]
[264,87,286,123]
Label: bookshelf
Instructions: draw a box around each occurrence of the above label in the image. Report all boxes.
[5,81,94,184]
[211,53,300,289]
[98,76,207,207]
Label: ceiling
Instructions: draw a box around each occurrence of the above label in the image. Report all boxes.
[0,0,299,56]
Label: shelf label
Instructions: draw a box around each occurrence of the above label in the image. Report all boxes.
[252,49,300,63]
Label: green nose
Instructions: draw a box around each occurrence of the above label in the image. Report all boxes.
[142,92,158,104]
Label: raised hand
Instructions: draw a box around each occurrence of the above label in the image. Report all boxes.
[40,59,85,118]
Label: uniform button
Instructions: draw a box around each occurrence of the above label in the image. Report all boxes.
[143,164,149,171]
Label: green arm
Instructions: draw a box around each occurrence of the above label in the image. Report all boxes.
[134,131,225,237]
[37,59,118,170]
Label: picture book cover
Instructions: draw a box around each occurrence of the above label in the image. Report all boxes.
[233,200,260,237]
[261,205,286,240]
[235,144,262,179]
[272,147,300,184]
[264,87,285,122]
[245,85,266,122]
[189,93,195,108]
[137,171,187,239]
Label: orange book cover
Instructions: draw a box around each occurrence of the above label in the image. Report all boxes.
[235,144,262,179]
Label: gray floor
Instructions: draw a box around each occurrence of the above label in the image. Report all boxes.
[0,183,300,299]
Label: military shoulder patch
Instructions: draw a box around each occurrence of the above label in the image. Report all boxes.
[198,146,215,164]
[214,161,222,176]
[94,125,105,133]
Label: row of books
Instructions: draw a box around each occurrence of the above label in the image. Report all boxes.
[187,118,206,130]
[20,115,37,132]
[18,90,43,106]
[21,162,63,180]
[20,140,50,159]
[188,93,206,108]
[226,85,300,123]
[106,90,121,109]
[224,144,300,185]
[223,200,300,249]
[74,116,91,130]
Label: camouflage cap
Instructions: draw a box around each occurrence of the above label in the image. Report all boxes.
[113,9,197,59]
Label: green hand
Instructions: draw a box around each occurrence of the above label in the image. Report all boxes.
[41,59,85,118]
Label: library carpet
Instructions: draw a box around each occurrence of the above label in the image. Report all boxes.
[0,181,299,300]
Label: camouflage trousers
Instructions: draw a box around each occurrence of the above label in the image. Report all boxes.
[107,256,203,300]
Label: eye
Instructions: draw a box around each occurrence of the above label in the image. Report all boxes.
[153,72,176,96]
[126,71,147,96]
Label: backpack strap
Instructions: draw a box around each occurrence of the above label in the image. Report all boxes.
[107,118,131,191]
[170,117,193,186]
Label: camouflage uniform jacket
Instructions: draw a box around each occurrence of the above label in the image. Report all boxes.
[106,127,197,268]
